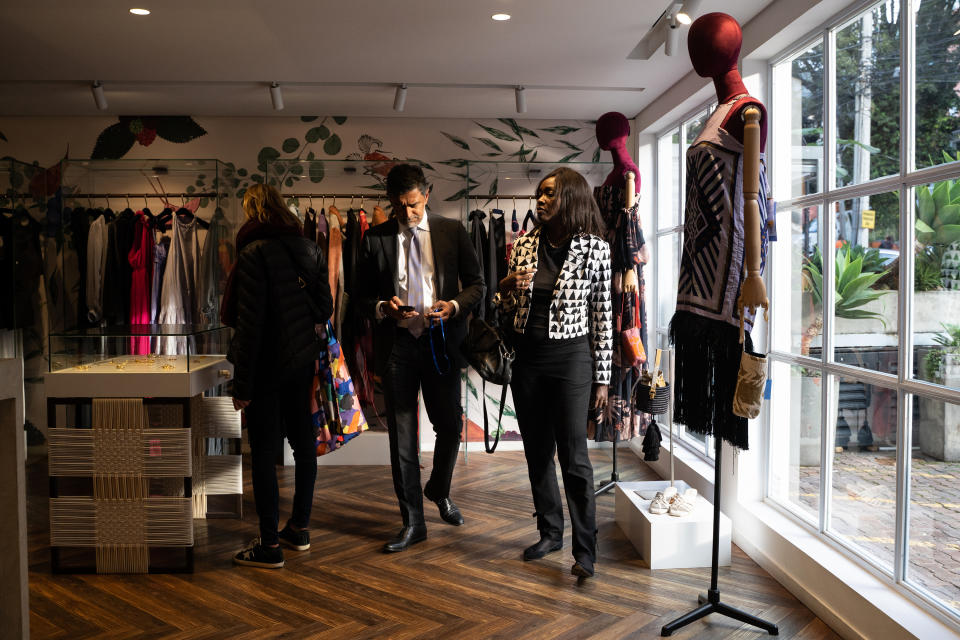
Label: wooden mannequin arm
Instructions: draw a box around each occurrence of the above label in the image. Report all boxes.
[623,171,638,293]
[738,106,768,337]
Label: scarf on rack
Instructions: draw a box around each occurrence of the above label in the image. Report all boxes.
[220,218,302,327]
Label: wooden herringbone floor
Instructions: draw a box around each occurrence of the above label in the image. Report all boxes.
[26,446,840,639]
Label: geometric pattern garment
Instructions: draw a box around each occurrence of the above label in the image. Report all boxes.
[591,184,651,442]
[501,226,613,384]
[676,96,769,333]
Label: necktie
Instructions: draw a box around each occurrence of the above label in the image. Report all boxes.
[406,226,424,337]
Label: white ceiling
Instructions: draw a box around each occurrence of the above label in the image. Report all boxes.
[0,0,773,119]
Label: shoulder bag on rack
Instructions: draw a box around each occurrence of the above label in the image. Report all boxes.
[732,305,769,419]
[619,290,647,369]
[460,306,515,453]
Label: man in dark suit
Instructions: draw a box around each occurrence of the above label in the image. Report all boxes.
[357,164,484,552]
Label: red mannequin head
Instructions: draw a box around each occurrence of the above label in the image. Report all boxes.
[595,111,640,188]
[596,112,630,151]
[688,13,742,79]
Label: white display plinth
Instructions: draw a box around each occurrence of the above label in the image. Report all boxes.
[615,480,731,570]
[45,355,233,398]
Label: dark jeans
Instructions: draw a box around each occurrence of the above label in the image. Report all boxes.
[511,336,597,563]
[382,328,462,527]
[245,365,317,546]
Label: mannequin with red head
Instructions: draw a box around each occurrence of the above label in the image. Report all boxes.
[595,111,641,293]
[596,112,640,188]
[688,11,768,317]
[688,12,767,151]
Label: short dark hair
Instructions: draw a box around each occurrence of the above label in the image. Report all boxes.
[536,167,606,237]
[386,164,429,198]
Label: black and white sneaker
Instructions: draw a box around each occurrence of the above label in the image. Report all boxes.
[233,538,284,568]
[278,524,310,551]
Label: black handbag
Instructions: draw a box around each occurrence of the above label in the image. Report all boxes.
[460,313,515,453]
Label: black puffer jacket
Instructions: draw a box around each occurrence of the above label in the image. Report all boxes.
[226,224,332,400]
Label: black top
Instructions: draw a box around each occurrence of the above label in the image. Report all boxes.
[525,235,570,343]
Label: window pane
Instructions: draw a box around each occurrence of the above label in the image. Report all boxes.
[768,361,822,523]
[831,191,900,375]
[914,177,960,388]
[658,130,680,229]
[683,106,712,151]
[772,41,825,199]
[914,0,960,170]
[773,205,823,355]
[828,376,899,571]
[835,4,901,187]
[908,394,960,614]
[657,233,679,330]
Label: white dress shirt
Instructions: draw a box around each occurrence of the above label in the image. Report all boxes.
[376,215,458,328]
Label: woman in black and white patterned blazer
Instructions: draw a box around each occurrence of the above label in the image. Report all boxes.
[494,167,612,580]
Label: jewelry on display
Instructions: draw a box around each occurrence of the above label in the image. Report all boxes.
[161,364,174,370]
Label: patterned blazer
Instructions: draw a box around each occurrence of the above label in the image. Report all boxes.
[500,226,613,384]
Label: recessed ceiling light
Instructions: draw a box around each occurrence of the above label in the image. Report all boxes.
[492,13,511,21]
[129,8,150,16]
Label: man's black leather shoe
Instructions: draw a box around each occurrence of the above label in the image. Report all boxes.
[523,536,563,561]
[423,488,464,526]
[382,525,427,553]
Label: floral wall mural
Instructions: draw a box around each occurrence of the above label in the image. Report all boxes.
[0,113,610,448]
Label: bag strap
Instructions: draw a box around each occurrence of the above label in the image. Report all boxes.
[633,291,641,329]
[481,379,507,454]
[277,238,325,321]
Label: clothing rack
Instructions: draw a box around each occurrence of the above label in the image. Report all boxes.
[283,193,383,200]
[66,192,220,199]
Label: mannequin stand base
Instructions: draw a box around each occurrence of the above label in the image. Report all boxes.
[660,587,779,636]
[595,473,619,496]
[595,440,621,496]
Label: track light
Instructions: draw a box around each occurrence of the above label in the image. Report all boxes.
[269,82,284,111]
[515,85,526,114]
[665,14,681,57]
[676,11,692,25]
[91,81,108,111]
[393,84,408,112]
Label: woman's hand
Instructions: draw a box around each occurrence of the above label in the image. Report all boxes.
[591,384,608,411]
[499,268,536,294]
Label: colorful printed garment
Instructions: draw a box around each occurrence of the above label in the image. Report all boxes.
[670,95,769,450]
[312,322,368,456]
[589,183,651,443]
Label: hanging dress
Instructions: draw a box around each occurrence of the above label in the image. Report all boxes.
[590,184,651,442]
[158,214,201,354]
[127,212,154,354]
[670,96,769,451]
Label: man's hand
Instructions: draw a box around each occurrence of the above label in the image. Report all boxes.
[383,295,419,321]
[426,300,455,324]
[232,397,250,411]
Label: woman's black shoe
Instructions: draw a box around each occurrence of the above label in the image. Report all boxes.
[571,558,595,578]
[523,536,562,561]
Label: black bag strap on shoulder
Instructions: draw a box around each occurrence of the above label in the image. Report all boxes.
[277,237,325,321]
[481,379,508,454]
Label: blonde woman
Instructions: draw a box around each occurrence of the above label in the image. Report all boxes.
[222,184,332,568]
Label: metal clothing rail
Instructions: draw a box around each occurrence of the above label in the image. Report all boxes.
[283,193,384,200]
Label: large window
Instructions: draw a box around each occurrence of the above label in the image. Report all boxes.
[768,0,960,625]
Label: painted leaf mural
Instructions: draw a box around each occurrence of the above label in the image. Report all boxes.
[91,116,207,159]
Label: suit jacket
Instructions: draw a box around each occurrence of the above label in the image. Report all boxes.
[499,226,613,384]
[356,214,484,375]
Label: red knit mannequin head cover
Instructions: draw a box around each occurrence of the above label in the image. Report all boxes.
[688,12,742,78]
[595,112,631,151]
